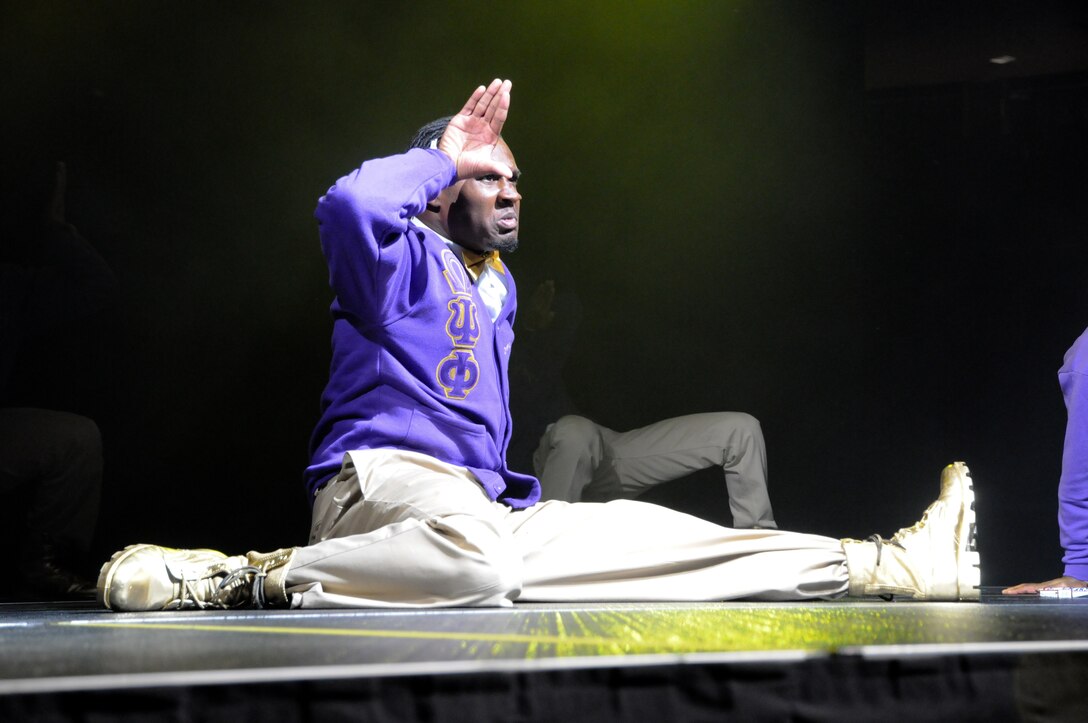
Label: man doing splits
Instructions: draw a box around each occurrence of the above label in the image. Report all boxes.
[97,80,980,610]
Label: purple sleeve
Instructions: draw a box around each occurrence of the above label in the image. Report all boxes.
[314,148,456,317]
[1060,330,1088,579]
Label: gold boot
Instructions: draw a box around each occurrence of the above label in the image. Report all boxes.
[97,543,297,611]
[842,462,980,601]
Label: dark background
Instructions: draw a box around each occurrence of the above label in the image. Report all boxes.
[3,1,1086,586]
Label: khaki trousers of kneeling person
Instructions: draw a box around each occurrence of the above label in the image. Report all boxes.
[284,449,848,608]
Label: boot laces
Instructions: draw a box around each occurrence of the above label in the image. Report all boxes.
[173,564,264,609]
[864,534,907,601]
[213,565,267,609]
[865,534,905,568]
[889,500,939,546]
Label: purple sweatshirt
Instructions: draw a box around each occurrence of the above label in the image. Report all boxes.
[1060,326,1088,579]
[305,148,540,508]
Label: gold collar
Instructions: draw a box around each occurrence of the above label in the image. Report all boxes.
[460,248,506,282]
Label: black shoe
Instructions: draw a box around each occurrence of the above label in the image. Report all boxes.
[21,557,97,599]
[16,538,97,600]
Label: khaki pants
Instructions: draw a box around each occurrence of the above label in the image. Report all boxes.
[285,449,847,609]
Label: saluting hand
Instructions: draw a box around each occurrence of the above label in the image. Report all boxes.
[439,78,514,182]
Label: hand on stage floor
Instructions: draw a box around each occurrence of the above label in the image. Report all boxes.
[1002,575,1088,595]
[439,78,514,182]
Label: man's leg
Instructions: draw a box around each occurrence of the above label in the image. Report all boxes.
[511,461,979,602]
[98,449,523,610]
[286,449,522,608]
[510,499,843,601]
[532,415,605,502]
[583,413,776,529]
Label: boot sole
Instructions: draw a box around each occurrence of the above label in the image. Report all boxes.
[953,463,981,601]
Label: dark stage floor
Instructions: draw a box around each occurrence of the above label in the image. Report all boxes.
[2,588,1087,696]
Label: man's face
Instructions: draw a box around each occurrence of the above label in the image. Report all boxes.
[442,139,522,254]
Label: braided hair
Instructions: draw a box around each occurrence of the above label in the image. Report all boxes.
[407,116,453,151]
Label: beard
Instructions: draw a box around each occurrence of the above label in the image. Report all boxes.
[487,234,519,253]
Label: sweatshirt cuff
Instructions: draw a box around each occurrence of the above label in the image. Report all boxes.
[1063,563,1088,582]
